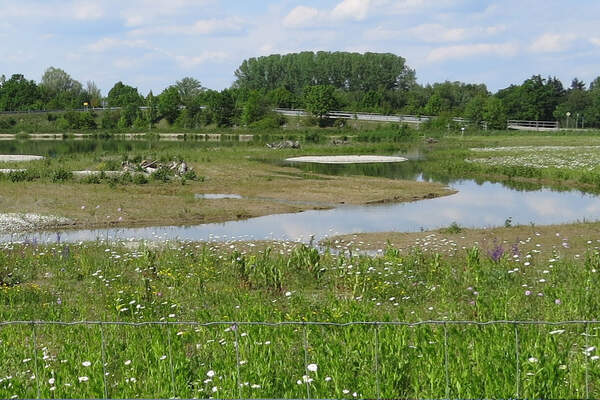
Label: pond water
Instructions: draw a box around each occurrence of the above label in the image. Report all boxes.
[4,177,599,244]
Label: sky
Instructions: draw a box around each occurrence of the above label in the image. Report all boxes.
[1,0,599,96]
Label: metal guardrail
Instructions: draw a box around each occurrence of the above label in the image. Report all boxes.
[1,320,598,399]
[507,120,560,131]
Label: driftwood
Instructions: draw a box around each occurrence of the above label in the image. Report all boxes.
[122,160,191,176]
[266,140,300,149]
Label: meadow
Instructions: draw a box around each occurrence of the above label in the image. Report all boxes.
[2,128,600,398]
[1,232,600,399]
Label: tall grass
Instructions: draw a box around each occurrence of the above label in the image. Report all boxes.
[1,239,599,398]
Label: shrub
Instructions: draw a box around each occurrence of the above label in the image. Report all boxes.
[51,168,72,182]
[133,174,148,184]
[151,167,171,182]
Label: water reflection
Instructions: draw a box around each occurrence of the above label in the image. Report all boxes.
[4,180,599,244]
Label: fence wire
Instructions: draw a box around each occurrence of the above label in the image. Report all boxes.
[0,320,598,400]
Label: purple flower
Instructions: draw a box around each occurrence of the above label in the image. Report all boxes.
[488,241,505,263]
[525,290,531,296]
[555,299,562,305]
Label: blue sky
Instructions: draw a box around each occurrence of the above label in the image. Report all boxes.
[1,0,599,96]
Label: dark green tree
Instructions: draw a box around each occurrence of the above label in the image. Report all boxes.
[106,82,143,107]
[158,86,181,124]
[0,74,41,111]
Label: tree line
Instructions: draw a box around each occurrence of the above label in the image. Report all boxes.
[1,51,600,130]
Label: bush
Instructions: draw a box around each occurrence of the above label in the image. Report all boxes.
[5,169,37,182]
[51,168,72,182]
[81,174,102,184]
[133,174,148,184]
[151,167,171,182]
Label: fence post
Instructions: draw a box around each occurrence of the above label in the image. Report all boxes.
[373,323,381,400]
[99,322,109,400]
[302,323,311,399]
[166,323,176,398]
[31,322,40,399]
[443,322,450,399]
[514,323,520,399]
[234,323,242,399]
[585,322,590,400]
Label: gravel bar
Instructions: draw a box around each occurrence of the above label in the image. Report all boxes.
[285,155,408,164]
[0,213,73,234]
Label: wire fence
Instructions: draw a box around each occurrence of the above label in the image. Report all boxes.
[0,320,599,400]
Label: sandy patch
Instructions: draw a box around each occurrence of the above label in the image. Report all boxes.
[0,155,45,162]
[286,155,408,164]
[0,213,73,234]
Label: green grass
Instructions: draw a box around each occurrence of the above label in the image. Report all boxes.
[1,239,600,398]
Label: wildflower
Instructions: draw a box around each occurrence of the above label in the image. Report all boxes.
[124,360,131,366]
[207,370,215,378]
[325,376,332,382]
[343,389,350,394]
[82,361,91,367]
[159,355,167,360]
[212,386,218,393]
[525,290,531,296]
[555,299,562,305]
[78,376,89,383]
[307,363,318,372]
[48,378,55,385]
[528,357,538,363]
[285,291,292,297]
[591,356,600,361]
[549,329,565,335]
[251,384,261,389]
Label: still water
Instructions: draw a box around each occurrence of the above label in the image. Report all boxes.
[4,177,599,244]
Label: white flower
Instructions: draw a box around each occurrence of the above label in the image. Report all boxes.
[48,378,55,385]
[307,363,318,372]
[82,361,91,367]
[549,329,565,335]
[297,380,302,385]
[325,376,332,382]
[159,355,167,360]
[207,370,215,378]
[591,356,600,361]
[78,376,89,382]
[212,386,218,393]
[285,291,292,297]
[528,357,538,363]
[251,384,261,389]
[343,389,350,394]
[124,360,131,366]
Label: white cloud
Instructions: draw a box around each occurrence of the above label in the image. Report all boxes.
[332,0,371,21]
[283,6,322,28]
[175,51,229,68]
[408,24,467,42]
[87,38,148,53]
[0,1,104,20]
[130,17,245,36]
[119,0,211,27]
[72,3,104,20]
[366,23,507,43]
[530,33,576,53]
[590,38,600,47]
[427,43,518,62]
[372,0,462,15]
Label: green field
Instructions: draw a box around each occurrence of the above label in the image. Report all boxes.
[2,130,600,398]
